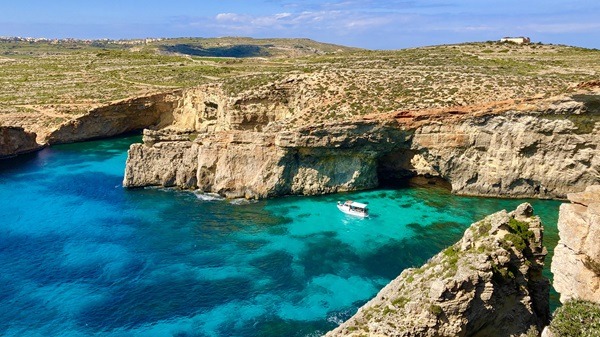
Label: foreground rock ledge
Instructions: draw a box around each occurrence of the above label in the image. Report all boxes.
[552,185,600,303]
[326,203,549,337]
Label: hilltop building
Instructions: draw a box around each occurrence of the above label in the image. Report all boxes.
[500,37,531,44]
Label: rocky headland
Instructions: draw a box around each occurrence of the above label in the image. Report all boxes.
[0,126,40,158]
[326,203,548,337]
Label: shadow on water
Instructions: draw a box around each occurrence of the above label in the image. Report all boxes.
[299,235,360,279]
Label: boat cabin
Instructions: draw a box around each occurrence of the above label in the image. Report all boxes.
[337,200,369,217]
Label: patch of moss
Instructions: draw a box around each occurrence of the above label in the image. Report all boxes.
[549,300,600,337]
[391,296,409,309]
[503,218,534,251]
[429,304,443,316]
[443,246,460,269]
[491,263,515,284]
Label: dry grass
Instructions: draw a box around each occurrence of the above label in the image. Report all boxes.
[0,38,598,133]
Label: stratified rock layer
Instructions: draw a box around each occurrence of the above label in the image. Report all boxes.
[411,110,599,198]
[123,91,600,199]
[552,185,600,304]
[46,91,184,144]
[124,121,410,198]
[0,126,40,158]
[326,203,549,337]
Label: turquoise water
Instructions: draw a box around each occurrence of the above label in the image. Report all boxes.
[0,136,562,337]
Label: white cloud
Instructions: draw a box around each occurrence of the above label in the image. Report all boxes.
[215,13,246,22]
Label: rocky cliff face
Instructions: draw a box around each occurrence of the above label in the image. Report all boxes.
[0,126,40,158]
[411,106,599,199]
[551,185,600,304]
[45,91,184,144]
[43,76,308,146]
[326,203,549,337]
[124,121,410,198]
[124,91,600,200]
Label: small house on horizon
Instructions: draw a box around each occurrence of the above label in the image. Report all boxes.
[500,36,531,44]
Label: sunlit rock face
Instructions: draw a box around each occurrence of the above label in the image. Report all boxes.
[552,185,600,304]
[326,203,549,337]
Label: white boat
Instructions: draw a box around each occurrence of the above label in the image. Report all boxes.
[337,200,369,218]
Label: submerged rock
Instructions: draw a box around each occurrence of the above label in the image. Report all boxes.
[326,203,549,337]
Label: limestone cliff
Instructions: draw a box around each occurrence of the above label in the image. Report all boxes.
[326,203,549,337]
[124,91,600,200]
[410,104,599,199]
[124,121,410,198]
[0,126,40,158]
[551,185,600,304]
[45,91,183,144]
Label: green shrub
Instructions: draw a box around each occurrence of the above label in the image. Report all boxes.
[503,218,534,251]
[549,300,600,337]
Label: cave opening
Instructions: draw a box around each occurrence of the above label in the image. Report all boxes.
[376,149,452,190]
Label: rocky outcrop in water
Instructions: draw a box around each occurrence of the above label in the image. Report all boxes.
[551,185,600,304]
[0,126,40,158]
[124,121,410,198]
[326,203,549,337]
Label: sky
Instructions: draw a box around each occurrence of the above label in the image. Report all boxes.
[1,0,599,49]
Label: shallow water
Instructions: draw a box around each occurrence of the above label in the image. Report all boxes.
[0,136,562,337]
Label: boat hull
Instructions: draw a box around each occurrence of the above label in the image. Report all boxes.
[337,204,368,218]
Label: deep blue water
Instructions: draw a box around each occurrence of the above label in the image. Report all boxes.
[0,136,562,337]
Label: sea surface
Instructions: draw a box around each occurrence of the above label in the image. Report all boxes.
[0,136,562,337]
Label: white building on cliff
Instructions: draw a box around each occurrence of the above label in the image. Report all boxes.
[500,37,531,44]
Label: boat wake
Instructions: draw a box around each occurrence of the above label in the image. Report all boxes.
[194,192,225,201]
[229,198,258,205]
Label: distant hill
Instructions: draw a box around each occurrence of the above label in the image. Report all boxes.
[0,36,358,58]
[152,37,360,58]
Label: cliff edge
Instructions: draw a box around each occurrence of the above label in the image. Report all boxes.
[551,185,600,304]
[123,90,600,200]
[0,126,40,158]
[326,203,549,337]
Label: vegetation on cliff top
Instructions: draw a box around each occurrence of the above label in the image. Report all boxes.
[549,300,600,337]
[1,37,599,133]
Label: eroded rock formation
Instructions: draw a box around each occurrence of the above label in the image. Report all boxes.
[46,91,184,144]
[326,203,549,337]
[123,89,600,200]
[0,126,40,158]
[552,185,600,304]
[411,109,599,199]
[124,121,410,198]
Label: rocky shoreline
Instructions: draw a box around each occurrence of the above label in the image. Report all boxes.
[327,203,549,336]
[2,74,599,336]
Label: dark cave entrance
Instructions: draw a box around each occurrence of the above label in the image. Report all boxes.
[376,149,452,190]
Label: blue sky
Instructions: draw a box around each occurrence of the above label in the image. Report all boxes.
[1,0,599,49]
